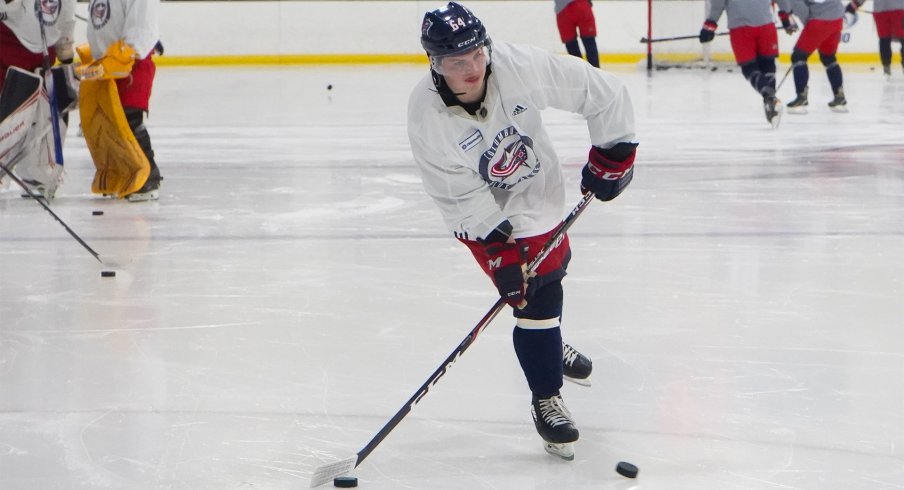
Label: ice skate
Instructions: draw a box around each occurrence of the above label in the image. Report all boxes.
[883,65,891,77]
[763,95,783,128]
[828,88,848,113]
[531,394,579,461]
[563,344,592,387]
[126,166,162,202]
[786,87,808,114]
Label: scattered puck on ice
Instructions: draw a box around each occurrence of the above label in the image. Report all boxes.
[333,476,357,488]
[616,461,638,479]
[92,210,104,216]
[327,84,333,91]
[100,271,116,278]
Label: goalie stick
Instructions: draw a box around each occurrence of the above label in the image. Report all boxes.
[309,191,596,487]
[36,8,66,200]
[0,156,102,264]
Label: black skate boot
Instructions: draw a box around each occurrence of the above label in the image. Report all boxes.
[531,393,579,461]
[126,165,162,202]
[763,94,783,128]
[786,87,808,114]
[828,88,848,113]
[883,64,891,76]
[563,344,592,386]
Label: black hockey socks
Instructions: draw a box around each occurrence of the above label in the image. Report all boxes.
[791,49,810,95]
[879,38,892,68]
[581,36,600,68]
[514,325,564,397]
[741,61,773,97]
[757,56,777,92]
[820,54,843,93]
[124,108,157,169]
[564,39,582,59]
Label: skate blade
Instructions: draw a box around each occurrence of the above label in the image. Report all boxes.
[787,106,808,115]
[564,374,591,387]
[829,105,849,113]
[126,189,160,202]
[544,442,574,461]
[768,103,783,129]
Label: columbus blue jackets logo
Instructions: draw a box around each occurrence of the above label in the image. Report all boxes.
[89,0,110,29]
[34,0,60,25]
[478,126,540,190]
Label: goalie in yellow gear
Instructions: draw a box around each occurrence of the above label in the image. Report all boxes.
[80,0,162,201]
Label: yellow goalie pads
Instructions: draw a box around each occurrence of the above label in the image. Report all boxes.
[79,78,150,197]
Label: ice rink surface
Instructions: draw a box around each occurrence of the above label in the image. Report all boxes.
[1,62,903,489]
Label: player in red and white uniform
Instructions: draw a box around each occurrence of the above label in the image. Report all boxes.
[554,0,599,67]
[784,0,850,112]
[408,2,636,461]
[847,0,904,76]
[698,0,794,127]
[85,0,162,201]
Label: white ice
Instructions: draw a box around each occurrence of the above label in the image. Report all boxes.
[1,63,903,489]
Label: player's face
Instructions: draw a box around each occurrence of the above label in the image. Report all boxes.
[437,45,488,103]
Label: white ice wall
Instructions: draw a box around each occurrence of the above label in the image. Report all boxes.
[72,1,881,60]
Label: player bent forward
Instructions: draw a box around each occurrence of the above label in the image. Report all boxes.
[408,2,637,460]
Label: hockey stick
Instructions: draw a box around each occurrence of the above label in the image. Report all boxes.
[309,191,597,487]
[776,64,794,93]
[36,9,65,200]
[0,157,102,264]
[640,32,729,43]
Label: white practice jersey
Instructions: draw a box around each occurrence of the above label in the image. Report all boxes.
[0,0,75,55]
[86,0,159,59]
[407,41,635,241]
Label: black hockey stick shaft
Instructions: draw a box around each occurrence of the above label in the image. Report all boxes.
[353,192,595,467]
[776,64,794,92]
[640,31,729,43]
[0,160,102,263]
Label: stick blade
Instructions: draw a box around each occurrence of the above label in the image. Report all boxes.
[310,455,356,488]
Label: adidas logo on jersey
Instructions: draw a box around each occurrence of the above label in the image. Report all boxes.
[512,104,528,116]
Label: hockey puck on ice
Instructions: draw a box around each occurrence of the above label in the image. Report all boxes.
[101,270,116,278]
[616,461,638,479]
[92,210,104,216]
[327,84,333,90]
[333,476,358,487]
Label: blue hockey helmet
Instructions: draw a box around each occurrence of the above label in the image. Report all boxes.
[420,2,489,58]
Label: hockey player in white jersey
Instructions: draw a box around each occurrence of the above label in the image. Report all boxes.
[407,2,637,461]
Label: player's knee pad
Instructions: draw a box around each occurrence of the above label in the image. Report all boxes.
[819,53,838,67]
[757,56,777,74]
[791,49,809,65]
[515,279,563,321]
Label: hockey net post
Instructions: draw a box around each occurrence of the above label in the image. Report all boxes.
[644,0,738,72]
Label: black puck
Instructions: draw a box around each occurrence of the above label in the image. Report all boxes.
[327,84,333,90]
[101,271,116,278]
[616,461,638,479]
[333,476,357,487]
[92,210,104,216]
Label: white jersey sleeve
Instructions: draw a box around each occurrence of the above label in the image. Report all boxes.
[407,41,636,241]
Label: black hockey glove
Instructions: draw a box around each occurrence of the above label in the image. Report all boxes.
[486,241,528,309]
[581,142,638,202]
[699,20,717,43]
[779,11,798,35]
